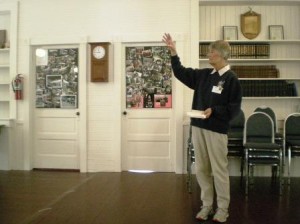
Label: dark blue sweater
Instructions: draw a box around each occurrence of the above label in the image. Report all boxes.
[171,55,242,134]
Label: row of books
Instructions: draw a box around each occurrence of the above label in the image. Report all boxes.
[239,80,298,97]
[231,65,279,78]
[199,43,270,59]
[0,30,6,48]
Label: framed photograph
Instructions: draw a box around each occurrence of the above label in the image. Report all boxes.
[36,96,45,108]
[154,94,172,108]
[269,25,284,40]
[223,26,238,40]
[60,95,77,109]
[46,75,62,89]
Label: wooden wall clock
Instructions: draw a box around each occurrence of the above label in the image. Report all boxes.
[89,42,110,82]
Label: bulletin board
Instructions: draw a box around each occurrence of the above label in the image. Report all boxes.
[125,46,172,109]
[35,48,78,108]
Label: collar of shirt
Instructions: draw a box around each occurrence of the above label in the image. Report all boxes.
[210,64,230,76]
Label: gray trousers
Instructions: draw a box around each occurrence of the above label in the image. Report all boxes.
[192,126,230,209]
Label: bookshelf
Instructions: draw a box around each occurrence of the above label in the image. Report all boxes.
[197,0,300,122]
[0,3,17,127]
[199,41,300,98]
[0,48,10,125]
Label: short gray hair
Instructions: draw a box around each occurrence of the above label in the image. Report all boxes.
[209,40,231,60]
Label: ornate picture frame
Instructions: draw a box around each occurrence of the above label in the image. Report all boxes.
[241,8,261,39]
[223,26,238,40]
[269,25,284,40]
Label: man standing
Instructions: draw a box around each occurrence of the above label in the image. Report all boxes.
[162,33,242,223]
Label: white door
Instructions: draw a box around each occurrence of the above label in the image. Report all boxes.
[121,44,174,172]
[122,109,174,172]
[33,45,84,170]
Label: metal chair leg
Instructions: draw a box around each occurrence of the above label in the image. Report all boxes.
[279,154,283,195]
[240,156,244,185]
[245,148,249,195]
[187,147,192,193]
[288,147,291,185]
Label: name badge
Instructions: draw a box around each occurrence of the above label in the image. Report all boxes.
[212,86,223,94]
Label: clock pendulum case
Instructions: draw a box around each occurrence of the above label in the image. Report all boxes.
[89,42,110,82]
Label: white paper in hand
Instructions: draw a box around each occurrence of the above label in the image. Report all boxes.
[186,110,206,119]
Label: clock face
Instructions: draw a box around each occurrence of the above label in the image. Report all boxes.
[92,46,106,59]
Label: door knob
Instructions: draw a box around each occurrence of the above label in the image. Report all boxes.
[123,111,127,115]
[76,112,80,116]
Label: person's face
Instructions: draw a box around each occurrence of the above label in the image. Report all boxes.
[207,49,223,66]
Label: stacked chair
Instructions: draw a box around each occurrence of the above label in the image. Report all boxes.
[243,111,283,195]
[283,113,300,185]
[254,106,284,179]
[227,110,245,181]
[187,107,300,194]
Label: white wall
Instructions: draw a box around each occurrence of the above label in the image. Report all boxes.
[12,0,191,172]
[2,0,299,176]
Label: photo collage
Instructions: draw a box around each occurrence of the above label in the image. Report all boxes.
[125,46,172,109]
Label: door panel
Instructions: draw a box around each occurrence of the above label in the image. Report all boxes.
[34,109,79,169]
[122,109,173,172]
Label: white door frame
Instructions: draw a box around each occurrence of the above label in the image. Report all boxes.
[26,36,87,172]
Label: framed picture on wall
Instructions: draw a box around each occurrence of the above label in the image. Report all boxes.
[269,25,284,40]
[223,26,238,40]
[60,95,77,109]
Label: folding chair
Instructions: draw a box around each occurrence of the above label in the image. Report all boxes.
[228,110,245,180]
[244,112,283,195]
[283,113,300,185]
[254,106,284,178]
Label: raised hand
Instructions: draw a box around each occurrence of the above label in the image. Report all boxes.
[162,33,177,56]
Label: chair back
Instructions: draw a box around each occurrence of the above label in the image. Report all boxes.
[284,113,300,142]
[228,109,245,139]
[254,106,277,132]
[244,112,275,144]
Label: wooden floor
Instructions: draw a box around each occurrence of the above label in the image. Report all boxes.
[0,171,300,224]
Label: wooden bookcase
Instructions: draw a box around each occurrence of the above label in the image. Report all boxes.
[0,2,18,170]
[196,1,300,131]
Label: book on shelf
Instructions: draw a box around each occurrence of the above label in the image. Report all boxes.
[199,42,270,59]
[0,30,6,48]
[231,65,279,78]
[240,80,298,97]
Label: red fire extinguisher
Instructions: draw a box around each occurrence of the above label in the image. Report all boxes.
[12,74,23,100]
